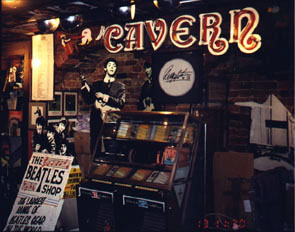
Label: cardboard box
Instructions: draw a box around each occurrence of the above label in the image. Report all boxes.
[74,132,92,178]
[213,152,254,230]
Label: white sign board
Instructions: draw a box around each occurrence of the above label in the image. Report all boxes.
[4,153,73,232]
[32,34,54,101]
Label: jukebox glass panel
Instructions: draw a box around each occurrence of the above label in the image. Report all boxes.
[89,111,201,190]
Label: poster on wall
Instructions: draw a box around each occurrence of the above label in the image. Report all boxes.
[32,34,54,101]
[63,166,82,199]
[4,153,73,232]
[152,51,202,104]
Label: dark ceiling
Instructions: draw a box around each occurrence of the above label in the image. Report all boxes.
[2,0,244,43]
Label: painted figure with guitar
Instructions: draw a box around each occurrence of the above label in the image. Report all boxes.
[137,62,160,111]
[81,58,126,154]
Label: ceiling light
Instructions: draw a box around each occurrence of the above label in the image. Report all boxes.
[60,14,83,31]
[37,18,60,33]
[119,6,129,15]
[115,0,136,20]
[130,0,136,20]
[2,0,22,9]
[179,0,201,4]
[153,0,180,10]
[67,16,76,22]
[153,0,159,8]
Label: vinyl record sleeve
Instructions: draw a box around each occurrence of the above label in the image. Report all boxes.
[130,169,152,181]
[112,167,133,178]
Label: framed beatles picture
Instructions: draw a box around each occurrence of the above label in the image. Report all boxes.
[48,91,63,116]
[152,51,202,104]
[64,92,78,116]
[47,118,59,128]
[28,102,46,129]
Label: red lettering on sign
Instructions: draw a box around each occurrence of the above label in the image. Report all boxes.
[124,22,144,51]
[170,15,197,48]
[145,18,168,51]
[199,12,229,55]
[90,8,261,55]
[229,7,261,53]
[22,181,36,192]
[104,24,124,53]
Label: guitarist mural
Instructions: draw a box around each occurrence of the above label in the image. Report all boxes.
[80,58,126,154]
[137,62,160,111]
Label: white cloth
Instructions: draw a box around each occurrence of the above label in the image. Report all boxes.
[235,94,294,147]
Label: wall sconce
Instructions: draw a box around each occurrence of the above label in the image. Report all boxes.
[37,18,60,33]
[2,0,22,9]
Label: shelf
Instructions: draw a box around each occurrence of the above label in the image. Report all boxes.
[88,162,173,190]
[103,136,175,145]
[93,158,173,171]
[88,111,201,190]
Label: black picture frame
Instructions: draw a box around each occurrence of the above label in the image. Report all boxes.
[64,92,78,116]
[28,102,47,129]
[47,91,63,116]
[152,51,202,104]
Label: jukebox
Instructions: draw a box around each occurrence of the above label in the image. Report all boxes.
[76,111,205,232]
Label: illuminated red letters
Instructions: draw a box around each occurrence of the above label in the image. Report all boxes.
[102,7,261,55]
[124,22,144,51]
[145,19,168,51]
[104,24,124,53]
[170,15,197,48]
[229,7,261,53]
[199,12,229,55]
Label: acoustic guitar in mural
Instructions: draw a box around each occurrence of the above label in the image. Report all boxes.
[142,97,155,111]
[94,99,119,119]
[80,73,119,119]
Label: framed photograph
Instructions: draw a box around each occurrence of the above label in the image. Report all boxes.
[64,92,78,116]
[7,92,18,110]
[67,118,77,139]
[163,146,177,165]
[28,102,46,129]
[48,91,62,116]
[47,118,60,128]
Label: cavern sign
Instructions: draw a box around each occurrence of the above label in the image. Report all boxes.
[74,7,261,56]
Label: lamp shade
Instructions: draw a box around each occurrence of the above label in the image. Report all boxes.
[155,0,180,9]
[60,14,83,31]
[37,18,60,33]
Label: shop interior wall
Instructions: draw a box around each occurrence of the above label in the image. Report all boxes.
[0,0,293,229]
[53,0,294,153]
[51,1,293,218]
